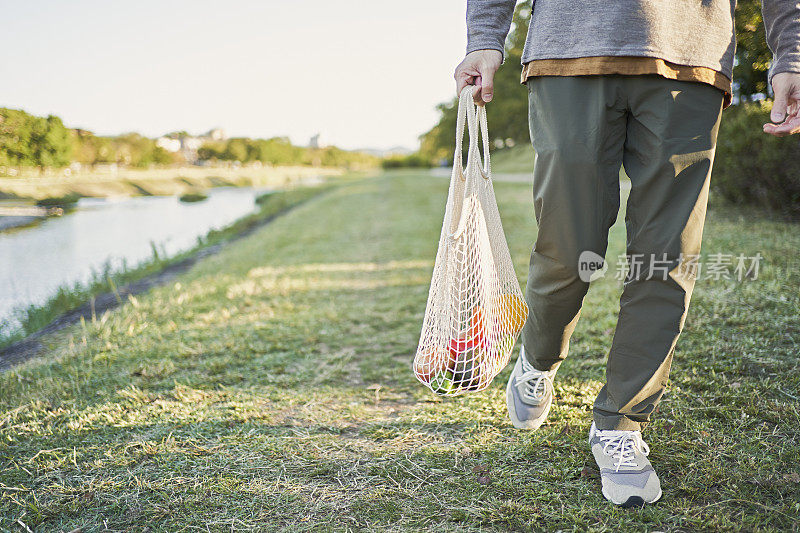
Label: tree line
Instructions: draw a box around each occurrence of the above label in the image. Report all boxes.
[0,108,178,171]
[0,108,377,173]
[198,137,377,168]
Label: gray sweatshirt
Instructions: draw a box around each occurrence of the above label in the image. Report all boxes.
[466,0,800,83]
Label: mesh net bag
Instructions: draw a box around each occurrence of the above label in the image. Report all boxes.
[414,87,529,396]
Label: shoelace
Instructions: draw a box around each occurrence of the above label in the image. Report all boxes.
[515,357,552,403]
[597,430,651,471]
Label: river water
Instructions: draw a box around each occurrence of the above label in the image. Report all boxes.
[0,187,267,330]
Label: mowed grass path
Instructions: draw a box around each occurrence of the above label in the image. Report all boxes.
[1,172,798,531]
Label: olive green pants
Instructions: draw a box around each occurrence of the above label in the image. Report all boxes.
[521,75,724,431]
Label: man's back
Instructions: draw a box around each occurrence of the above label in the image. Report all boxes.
[466,0,800,96]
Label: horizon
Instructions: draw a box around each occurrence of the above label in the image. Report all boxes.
[1,0,471,152]
[0,108,411,153]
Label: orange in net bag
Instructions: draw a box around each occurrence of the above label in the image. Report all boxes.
[413,86,529,396]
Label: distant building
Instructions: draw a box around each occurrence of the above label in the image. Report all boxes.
[356,146,413,158]
[156,137,181,152]
[181,137,203,152]
[309,133,322,149]
[155,128,228,164]
[206,128,227,141]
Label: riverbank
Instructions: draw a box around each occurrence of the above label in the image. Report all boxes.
[0,165,348,232]
[0,164,345,201]
[1,171,798,530]
[0,180,339,370]
[0,214,40,231]
[0,204,64,232]
[0,179,343,353]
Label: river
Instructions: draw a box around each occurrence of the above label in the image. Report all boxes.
[0,187,268,330]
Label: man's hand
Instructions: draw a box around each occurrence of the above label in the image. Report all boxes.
[763,72,800,136]
[454,50,503,105]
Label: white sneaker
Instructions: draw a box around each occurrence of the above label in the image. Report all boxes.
[506,347,557,430]
[589,422,662,507]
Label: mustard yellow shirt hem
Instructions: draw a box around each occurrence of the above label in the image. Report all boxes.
[521,57,732,108]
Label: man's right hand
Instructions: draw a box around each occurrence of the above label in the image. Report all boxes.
[454,49,503,105]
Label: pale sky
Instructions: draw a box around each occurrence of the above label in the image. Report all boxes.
[1,0,473,151]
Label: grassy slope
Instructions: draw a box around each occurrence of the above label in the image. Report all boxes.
[490,145,535,174]
[491,145,629,183]
[1,171,798,531]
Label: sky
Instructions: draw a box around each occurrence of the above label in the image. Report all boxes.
[1,0,471,151]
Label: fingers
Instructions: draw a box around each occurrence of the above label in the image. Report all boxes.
[473,76,484,105]
[455,65,479,95]
[771,89,789,123]
[454,50,501,103]
[479,67,495,104]
[456,75,473,95]
[763,112,800,136]
[764,79,800,136]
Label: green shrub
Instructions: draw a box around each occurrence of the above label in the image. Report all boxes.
[381,153,432,169]
[713,101,800,219]
[178,192,208,203]
[35,193,80,208]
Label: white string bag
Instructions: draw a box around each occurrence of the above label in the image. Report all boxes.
[414,86,528,396]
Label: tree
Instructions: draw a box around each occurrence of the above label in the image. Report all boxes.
[0,108,35,167]
[111,133,176,168]
[198,142,225,162]
[29,115,73,171]
[198,137,313,166]
[72,130,117,167]
[223,138,250,162]
[2,109,73,171]
[734,0,772,100]
[419,1,531,164]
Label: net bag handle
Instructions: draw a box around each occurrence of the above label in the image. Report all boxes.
[453,85,491,183]
[448,86,492,240]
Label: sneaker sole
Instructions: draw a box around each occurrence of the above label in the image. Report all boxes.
[506,376,552,430]
[601,486,663,507]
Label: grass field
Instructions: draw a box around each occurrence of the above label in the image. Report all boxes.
[1,171,798,531]
[490,145,535,174]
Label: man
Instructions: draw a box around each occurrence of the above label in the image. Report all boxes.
[455,0,800,507]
